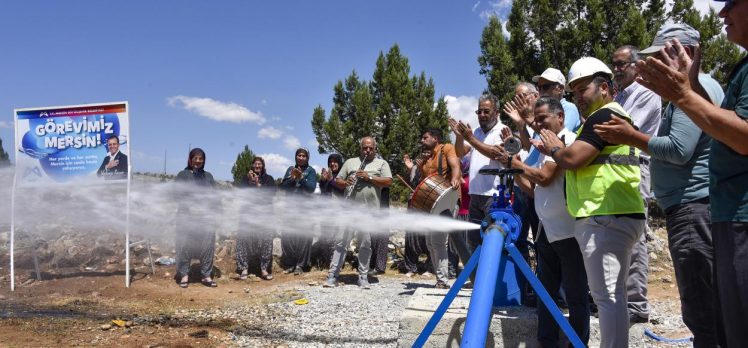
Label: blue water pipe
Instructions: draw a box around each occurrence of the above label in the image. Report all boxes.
[412,157,585,348]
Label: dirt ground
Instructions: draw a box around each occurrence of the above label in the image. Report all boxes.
[0,262,333,348]
[0,226,686,347]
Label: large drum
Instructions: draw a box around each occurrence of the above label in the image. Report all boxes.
[409,174,460,215]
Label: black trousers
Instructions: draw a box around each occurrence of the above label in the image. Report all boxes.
[403,231,431,273]
[712,221,748,348]
[665,199,725,348]
[536,229,590,347]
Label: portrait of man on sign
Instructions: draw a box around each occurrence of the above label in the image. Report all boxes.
[96,135,128,180]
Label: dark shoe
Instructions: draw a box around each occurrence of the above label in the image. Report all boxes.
[435,281,450,289]
[201,278,217,287]
[323,276,336,288]
[368,269,383,276]
[629,313,648,324]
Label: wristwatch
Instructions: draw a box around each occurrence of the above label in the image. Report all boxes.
[550,146,562,158]
[367,174,373,182]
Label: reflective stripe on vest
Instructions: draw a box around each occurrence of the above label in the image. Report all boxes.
[590,146,639,166]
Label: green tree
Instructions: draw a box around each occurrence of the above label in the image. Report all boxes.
[479,16,517,102]
[311,44,450,204]
[0,137,9,167]
[230,145,255,185]
[478,0,745,106]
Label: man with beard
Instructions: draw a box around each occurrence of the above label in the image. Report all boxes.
[538,57,644,347]
[416,128,461,289]
[448,94,509,252]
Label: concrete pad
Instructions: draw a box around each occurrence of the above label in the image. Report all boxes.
[398,287,647,347]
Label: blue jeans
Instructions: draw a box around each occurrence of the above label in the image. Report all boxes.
[665,199,725,348]
[536,229,590,347]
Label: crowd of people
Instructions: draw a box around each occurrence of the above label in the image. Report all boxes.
[169,2,747,346]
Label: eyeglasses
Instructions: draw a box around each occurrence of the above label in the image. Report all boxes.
[611,61,635,69]
[475,108,493,115]
[537,83,558,92]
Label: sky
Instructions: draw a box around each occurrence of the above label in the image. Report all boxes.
[0,0,724,181]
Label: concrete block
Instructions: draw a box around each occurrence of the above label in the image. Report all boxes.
[398,287,647,347]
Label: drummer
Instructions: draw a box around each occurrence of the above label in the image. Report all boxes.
[416,128,461,289]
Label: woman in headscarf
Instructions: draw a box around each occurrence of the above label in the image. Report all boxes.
[235,156,277,280]
[279,148,317,275]
[313,153,344,269]
[174,148,218,288]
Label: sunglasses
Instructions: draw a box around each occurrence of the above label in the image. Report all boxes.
[537,83,558,92]
[475,108,493,115]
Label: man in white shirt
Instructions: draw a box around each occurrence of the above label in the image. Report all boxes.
[448,93,509,251]
[498,97,590,346]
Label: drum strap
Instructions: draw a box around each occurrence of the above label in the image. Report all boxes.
[437,149,450,178]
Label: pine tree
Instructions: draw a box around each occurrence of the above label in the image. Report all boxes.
[0,137,9,167]
[478,16,517,102]
[230,145,255,185]
[477,0,745,99]
[311,44,450,204]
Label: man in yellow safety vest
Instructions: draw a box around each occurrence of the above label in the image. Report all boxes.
[537,57,645,348]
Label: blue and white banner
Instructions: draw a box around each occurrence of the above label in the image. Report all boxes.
[14,102,130,186]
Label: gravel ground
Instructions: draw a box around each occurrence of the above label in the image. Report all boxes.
[231,276,433,347]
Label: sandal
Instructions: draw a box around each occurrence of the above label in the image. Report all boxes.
[239,270,248,280]
[260,272,273,281]
[201,278,217,287]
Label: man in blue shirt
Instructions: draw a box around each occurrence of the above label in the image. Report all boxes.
[534,68,582,132]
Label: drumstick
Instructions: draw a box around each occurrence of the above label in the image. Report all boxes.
[396,174,415,192]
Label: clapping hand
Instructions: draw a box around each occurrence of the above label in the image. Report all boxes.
[247,170,258,184]
[500,127,513,142]
[593,115,636,145]
[448,118,473,139]
[290,167,303,181]
[403,154,414,170]
[320,168,331,182]
[503,93,534,126]
[636,38,698,104]
[537,129,564,156]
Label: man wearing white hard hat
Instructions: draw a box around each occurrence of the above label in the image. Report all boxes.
[537,57,645,348]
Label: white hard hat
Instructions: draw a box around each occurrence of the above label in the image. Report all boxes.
[566,57,613,91]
